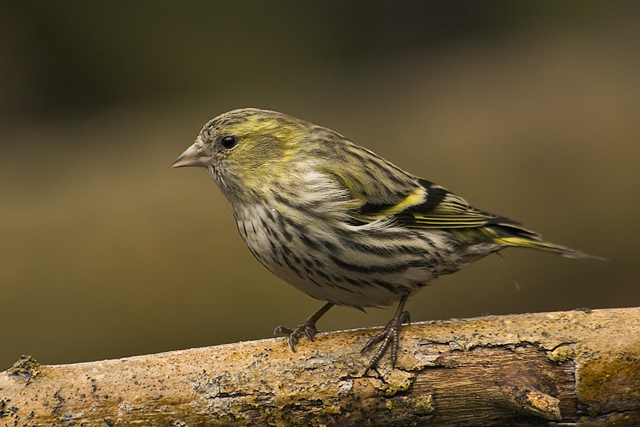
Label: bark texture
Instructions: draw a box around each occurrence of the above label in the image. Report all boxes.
[1,307,639,426]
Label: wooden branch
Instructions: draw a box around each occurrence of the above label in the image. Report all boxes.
[2,307,639,426]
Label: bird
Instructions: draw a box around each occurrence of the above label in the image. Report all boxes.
[172,108,599,374]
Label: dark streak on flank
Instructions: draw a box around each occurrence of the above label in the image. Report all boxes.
[330,255,427,274]
[344,277,369,288]
[330,282,358,294]
[373,280,402,294]
[299,233,319,251]
[342,239,425,258]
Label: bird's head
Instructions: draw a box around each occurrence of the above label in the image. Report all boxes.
[172,108,310,200]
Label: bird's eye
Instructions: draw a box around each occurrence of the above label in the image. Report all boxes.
[220,135,237,149]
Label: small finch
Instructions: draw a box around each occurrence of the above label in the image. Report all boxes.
[172,108,599,374]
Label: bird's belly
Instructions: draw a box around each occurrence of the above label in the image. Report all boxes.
[233,205,451,308]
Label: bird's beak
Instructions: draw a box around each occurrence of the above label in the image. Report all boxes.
[171,145,212,168]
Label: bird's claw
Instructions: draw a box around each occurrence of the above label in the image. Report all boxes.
[361,310,410,375]
[274,320,318,352]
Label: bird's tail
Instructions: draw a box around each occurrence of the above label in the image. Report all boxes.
[493,235,603,260]
[490,223,604,260]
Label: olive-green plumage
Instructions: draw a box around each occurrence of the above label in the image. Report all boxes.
[173,108,598,373]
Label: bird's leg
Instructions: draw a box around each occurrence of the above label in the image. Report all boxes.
[361,294,410,375]
[274,302,334,351]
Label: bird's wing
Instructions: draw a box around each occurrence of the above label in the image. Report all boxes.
[345,175,517,230]
[312,140,524,231]
[396,179,516,229]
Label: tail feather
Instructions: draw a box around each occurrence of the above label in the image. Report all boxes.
[486,221,604,260]
[493,235,605,260]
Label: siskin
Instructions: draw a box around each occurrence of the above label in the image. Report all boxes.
[172,108,599,374]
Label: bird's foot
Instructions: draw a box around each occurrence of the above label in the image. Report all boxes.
[361,310,410,375]
[273,302,334,352]
[274,320,317,352]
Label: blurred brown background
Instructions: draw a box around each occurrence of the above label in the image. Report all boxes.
[1,1,639,369]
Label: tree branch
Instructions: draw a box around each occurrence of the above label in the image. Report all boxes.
[2,307,639,426]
